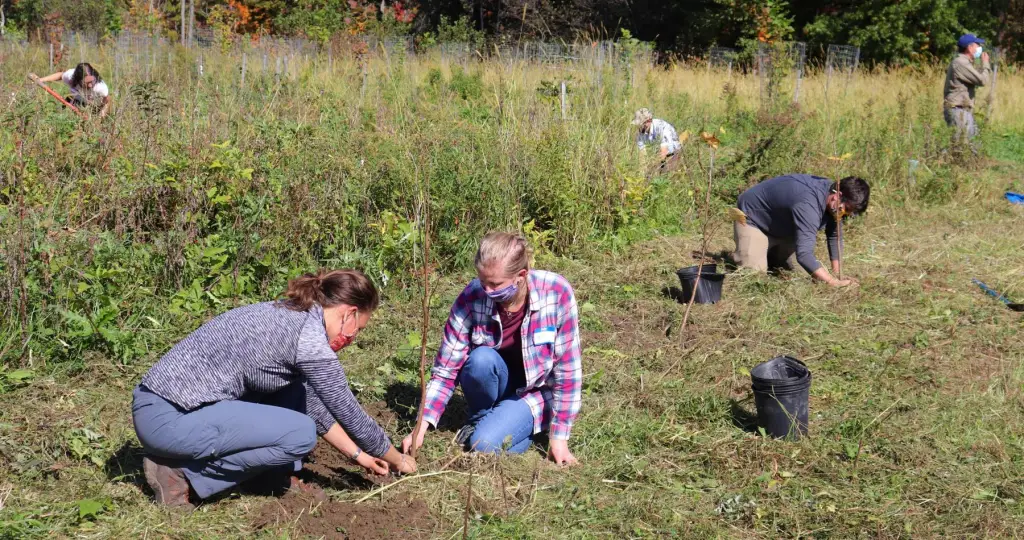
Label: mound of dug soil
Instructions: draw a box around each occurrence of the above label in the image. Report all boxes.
[253,490,434,539]
[253,401,434,538]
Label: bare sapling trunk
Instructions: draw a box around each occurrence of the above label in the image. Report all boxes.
[835,180,843,280]
[680,134,718,334]
[411,170,431,459]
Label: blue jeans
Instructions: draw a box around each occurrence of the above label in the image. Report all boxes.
[458,347,535,454]
[132,384,317,499]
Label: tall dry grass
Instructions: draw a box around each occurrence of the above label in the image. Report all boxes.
[0,39,1019,367]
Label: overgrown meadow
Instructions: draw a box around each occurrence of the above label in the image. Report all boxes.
[1,40,1023,537]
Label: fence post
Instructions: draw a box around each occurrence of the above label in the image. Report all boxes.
[985,50,999,119]
[241,52,247,86]
[825,64,832,98]
[49,43,53,71]
[180,0,186,46]
[793,66,802,104]
[188,0,195,47]
[360,63,368,100]
[560,80,567,120]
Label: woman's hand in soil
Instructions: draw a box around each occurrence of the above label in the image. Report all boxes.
[358,454,390,475]
[394,453,418,475]
[401,425,427,454]
[832,277,858,287]
[548,440,578,466]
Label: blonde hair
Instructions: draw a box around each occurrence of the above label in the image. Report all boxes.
[475,232,530,277]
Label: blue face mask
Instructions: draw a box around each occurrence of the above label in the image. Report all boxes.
[486,282,519,303]
[974,46,983,59]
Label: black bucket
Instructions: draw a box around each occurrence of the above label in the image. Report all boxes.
[750,356,811,440]
[676,264,725,304]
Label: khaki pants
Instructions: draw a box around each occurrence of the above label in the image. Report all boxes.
[733,222,797,272]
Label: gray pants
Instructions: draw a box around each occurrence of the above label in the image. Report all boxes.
[944,107,979,142]
[132,384,317,499]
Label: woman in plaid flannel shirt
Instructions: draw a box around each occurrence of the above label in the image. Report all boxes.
[402,232,583,465]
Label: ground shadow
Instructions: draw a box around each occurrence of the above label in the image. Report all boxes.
[730,399,760,434]
[296,466,377,492]
[105,440,377,506]
[105,441,147,491]
[384,381,468,433]
[660,285,688,304]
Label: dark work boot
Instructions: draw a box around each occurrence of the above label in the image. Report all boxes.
[143,456,193,507]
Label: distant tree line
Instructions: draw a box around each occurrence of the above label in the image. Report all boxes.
[2,0,1021,63]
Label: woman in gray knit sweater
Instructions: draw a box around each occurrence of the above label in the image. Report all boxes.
[133,269,416,506]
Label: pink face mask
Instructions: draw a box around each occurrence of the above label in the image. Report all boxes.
[329,313,357,352]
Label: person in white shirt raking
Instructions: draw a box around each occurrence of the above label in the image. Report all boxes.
[29,63,112,118]
[632,108,681,159]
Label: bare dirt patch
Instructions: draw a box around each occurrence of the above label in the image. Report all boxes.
[253,400,434,539]
[253,490,434,539]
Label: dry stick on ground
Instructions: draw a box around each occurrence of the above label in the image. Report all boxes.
[462,460,473,540]
[679,139,717,336]
[354,471,466,503]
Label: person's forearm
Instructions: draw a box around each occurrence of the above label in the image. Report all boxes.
[39,72,64,83]
[325,424,396,463]
[811,267,835,285]
[379,445,408,468]
[322,422,362,458]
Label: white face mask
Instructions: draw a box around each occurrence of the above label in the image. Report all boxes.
[973,46,983,59]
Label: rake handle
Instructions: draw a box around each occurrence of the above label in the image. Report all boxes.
[28,75,84,117]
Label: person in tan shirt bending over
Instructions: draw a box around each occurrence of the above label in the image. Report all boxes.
[943,34,991,145]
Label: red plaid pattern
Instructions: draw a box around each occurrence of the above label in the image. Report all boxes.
[422,270,583,440]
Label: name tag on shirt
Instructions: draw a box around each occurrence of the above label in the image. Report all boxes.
[534,327,556,344]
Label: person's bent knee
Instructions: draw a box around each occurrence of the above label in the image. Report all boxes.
[463,347,502,378]
[282,417,317,458]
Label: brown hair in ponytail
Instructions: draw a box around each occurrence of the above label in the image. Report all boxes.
[283,269,380,312]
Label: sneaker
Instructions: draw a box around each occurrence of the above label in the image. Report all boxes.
[455,424,475,446]
[143,456,193,507]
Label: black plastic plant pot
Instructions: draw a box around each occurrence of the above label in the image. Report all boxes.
[676,265,725,304]
[750,356,812,440]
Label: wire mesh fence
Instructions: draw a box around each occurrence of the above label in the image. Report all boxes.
[707,46,738,71]
[825,44,859,97]
[826,44,860,75]
[755,41,806,105]
[9,29,666,79]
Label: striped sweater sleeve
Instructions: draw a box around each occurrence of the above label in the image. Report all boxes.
[295,316,392,457]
